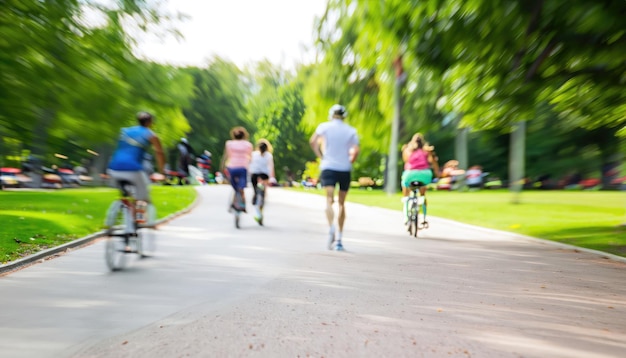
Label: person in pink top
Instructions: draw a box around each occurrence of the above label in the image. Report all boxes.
[221,126,253,212]
[400,133,439,224]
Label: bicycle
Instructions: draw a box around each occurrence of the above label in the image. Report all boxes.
[103,180,155,270]
[405,180,429,237]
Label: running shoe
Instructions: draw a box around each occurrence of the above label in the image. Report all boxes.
[254,215,263,226]
[335,242,344,251]
[327,227,336,250]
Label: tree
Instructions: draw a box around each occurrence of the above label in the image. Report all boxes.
[255,81,311,180]
[313,0,626,190]
[307,1,452,186]
[0,0,191,171]
[245,62,311,180]
[182,57,251,170]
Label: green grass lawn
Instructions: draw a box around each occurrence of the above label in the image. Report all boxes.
[299,187,626,257]
[0,186,197,264]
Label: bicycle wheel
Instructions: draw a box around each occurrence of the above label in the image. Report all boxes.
[137,205,156,258]
[409,200,419,238]
[104,204,129,271]
[131,230,148,258]
[104,200,124,233]
[233,190,244,229]
[105,236,127,271]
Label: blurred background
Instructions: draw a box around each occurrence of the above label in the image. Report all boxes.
[1,0,624,191]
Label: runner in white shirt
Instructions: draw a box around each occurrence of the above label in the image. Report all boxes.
[309,104,360,251]
[249,139,275,225]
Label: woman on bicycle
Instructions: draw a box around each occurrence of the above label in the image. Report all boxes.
[221,126,253,212]
[249,138,276,224]
[400,133,439,224]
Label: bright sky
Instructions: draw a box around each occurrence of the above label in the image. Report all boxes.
[135,0,328,69]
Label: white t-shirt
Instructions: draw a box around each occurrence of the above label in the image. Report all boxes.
[314,119,359,171]
[249,151,274,175]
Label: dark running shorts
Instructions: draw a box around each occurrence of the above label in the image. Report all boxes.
[320,169,351,191]
[227,167,248,190]
[251,173,269,184]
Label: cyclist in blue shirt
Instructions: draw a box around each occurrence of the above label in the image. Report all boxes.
[108,112,165,203]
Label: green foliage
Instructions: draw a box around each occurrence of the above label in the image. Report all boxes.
[0,1,192,170]
[302,158,321,181]
[344,0,626,132]
[182,58,251,169]
[310,0,626,183]
[179,57,254,170]
[245,62,313,180]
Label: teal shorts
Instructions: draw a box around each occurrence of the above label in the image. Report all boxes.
[401,169,433,188]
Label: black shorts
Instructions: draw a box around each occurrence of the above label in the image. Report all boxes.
[251,173,269,184]
[320,170,351,191]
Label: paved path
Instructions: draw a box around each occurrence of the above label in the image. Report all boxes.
[0,185,625,358]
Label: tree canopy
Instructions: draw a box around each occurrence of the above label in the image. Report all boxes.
[0,0,191,167]
[317,0,625,133]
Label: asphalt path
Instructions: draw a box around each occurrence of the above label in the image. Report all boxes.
[0,185,625,358]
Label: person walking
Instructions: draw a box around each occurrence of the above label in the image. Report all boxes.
[249,139,276,225]
[309,104,360,251]
[176,138,195,185]
[221,126,253,213]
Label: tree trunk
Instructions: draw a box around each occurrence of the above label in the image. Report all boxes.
[386,85,401,194]
[92,144,113,186]
[385,71,406,194]
[455,126,469,170]
[509,121,526,203]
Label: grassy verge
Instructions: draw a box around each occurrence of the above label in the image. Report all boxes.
[0,185,197,264]
[298,187,626,257]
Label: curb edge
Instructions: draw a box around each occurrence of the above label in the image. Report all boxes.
[0,192,201,276]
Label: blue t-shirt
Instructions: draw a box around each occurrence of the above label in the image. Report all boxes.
[108,126,154,171]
